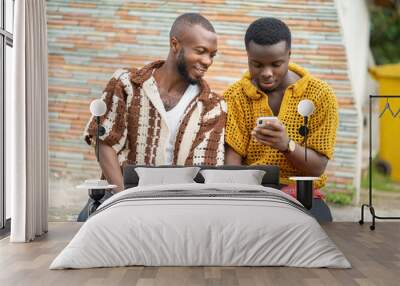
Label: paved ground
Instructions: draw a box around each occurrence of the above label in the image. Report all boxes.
[330,188,400,222]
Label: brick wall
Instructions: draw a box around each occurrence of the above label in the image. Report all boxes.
[47,0,359,194]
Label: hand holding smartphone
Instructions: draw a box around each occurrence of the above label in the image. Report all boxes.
[253,116,288,150]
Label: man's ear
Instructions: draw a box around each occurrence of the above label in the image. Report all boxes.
[170,37,180,53]
[288,49,291,58]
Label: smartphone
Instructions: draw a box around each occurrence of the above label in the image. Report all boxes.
[256,116,278,127]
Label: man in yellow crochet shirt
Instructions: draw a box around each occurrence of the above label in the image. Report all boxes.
[224,17,338,221]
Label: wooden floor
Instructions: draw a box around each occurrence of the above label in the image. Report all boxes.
[0,222,399,286]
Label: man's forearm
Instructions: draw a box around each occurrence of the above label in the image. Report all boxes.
[284,143,328,177]
[225,142,327,177]
[98,142,124,192]
[225,145,243,165]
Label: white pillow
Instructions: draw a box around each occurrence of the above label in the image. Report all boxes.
[200,169,266,185]
[135,167,200,186]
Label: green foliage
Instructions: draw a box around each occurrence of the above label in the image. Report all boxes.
[369,4,400,64]
[322,183,354,206]
[361,158,400,192]
[325,192,352,205]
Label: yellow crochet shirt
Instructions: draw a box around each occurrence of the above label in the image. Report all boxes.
[224,63,338,188]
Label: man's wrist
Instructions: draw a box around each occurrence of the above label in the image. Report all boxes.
[282,138,296,155]
[280,138,290,152]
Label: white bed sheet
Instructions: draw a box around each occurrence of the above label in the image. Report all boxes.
[50,183,351,269]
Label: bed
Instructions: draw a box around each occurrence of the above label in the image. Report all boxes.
[50,165,350,269]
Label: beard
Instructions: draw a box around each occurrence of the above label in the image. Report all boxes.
[176,49,199,85]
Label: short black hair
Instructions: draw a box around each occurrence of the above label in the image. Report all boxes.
[245,17,291,50]
[169,13,215,39]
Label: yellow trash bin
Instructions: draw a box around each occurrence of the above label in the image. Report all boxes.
[369,64,400,182]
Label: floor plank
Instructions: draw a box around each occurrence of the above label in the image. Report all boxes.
[0,222,399,286]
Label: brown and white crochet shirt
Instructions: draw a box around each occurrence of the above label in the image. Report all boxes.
[84,60,227,166]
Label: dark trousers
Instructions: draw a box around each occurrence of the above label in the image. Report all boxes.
[77,191,114,222]
[309,198,333,222]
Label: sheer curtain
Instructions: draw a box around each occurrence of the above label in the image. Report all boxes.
[8,0,49,242]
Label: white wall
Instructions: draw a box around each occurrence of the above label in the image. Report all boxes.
[335,0,370,204]
[5,48,13,220]
[335,0,370,108]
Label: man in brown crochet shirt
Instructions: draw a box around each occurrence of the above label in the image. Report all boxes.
[79,13,226,221]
